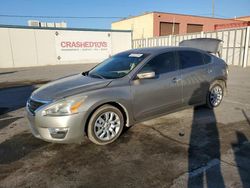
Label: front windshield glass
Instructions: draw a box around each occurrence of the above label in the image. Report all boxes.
[88,53,148,79]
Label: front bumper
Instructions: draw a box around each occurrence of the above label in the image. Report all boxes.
[26,106,86,144]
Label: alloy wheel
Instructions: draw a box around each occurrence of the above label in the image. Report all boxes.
[209,85,223,107]
[94,111,121,141]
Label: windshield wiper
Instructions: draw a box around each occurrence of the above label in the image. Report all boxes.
[89,72,105,79]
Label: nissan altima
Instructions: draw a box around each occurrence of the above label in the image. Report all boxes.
[26,38,228,145]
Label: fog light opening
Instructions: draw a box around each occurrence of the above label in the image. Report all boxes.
[48,128,68,139]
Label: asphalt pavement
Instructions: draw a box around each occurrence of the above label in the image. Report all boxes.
[0,64,250,188]
[0,63,96,88]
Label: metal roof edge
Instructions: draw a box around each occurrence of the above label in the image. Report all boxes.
[112,12,153,24]
[152,11,241,21]
[0,24,132,32]
[112,11,243,24]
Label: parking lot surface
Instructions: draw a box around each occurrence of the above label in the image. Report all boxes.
[0,64,96,88]
[0,65,250,188]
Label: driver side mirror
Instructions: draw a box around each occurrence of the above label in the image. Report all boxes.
[137,71,156,79]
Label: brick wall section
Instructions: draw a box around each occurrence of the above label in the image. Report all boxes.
[153,12,243,36]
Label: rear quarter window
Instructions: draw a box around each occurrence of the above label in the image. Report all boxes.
[178,50,204,69]
[203,53,212,64]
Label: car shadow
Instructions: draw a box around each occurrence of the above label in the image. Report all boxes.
[231,131,250,188]
[0,132,48,164]
[188,82,225,188]
[0,117,23,130]
[0,85,35,116]
[231,110,250,188]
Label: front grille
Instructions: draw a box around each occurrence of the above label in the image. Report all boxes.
[27,99,46,115]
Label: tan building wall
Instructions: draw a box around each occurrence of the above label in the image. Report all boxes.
[112,12,243,39]
[112,13,154,40]
[236,16,250,22]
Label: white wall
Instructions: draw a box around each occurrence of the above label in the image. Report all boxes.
[111,32,132,55]
[0,28,13,68]
[0,26,132,68]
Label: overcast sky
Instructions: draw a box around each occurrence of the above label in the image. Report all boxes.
[0,0,249,29]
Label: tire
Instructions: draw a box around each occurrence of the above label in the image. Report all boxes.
[87,105,124,145]
[205,81,225,109]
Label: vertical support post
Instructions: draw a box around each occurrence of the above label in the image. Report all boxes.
[131,24,134,49]
[169,35,172,46]
[201,31,204,38]
[232,29,237,66]
[131,31,134,49]
[243,26,250,67]
[8,28,15,68]
[226,30,231,64]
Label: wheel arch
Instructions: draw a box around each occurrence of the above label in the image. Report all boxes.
[84,101,130,136]
[211,76,227,89]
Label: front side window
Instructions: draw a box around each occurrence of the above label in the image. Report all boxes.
[88,53,148,79]
[178,50,204,69]
[139,52,177,75]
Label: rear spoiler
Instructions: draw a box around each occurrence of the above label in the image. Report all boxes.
[179,38,223,57]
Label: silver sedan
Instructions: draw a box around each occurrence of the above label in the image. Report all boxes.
[26,39,228,145]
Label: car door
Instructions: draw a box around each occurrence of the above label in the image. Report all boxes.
[177,50,212,105]
[130,51,182,121]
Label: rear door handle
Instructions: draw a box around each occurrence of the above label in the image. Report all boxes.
[172,77,181,83]
[207,69,213,74]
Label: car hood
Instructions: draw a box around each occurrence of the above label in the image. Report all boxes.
[31,74,112,101]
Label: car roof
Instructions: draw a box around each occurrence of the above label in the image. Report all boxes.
[117,46,207,56]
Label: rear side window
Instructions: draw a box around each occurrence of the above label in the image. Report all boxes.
[140,52,176,75]
[203,53,212,64]
[178,50,204,69]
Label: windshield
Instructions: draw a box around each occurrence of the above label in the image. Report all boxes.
[88,53,148,79]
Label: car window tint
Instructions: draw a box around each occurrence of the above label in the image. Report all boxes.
[178,50,204,69]
[140,52,176,75]
[88,53,148,79]
[203,53,212,64]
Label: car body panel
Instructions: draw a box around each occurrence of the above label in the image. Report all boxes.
[31,74,112,101]
[131,69,182,120]
[180,62,213,105]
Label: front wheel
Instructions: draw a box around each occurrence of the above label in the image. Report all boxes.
[206,81,224,109]
[87,105,124,145]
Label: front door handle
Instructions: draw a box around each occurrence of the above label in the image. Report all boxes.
[207,69,213,74]
[172,77,181,83]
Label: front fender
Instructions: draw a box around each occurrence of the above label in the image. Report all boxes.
[79,86,134,132]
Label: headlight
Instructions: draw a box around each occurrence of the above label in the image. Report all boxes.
[42,97,86,116]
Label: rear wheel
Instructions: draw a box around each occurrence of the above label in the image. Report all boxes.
[87,105,124,145]
[206,81,224,108]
